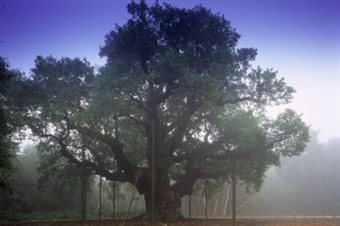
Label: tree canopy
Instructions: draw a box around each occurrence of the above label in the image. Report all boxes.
[5,1,309,220]
[0,56,18,192]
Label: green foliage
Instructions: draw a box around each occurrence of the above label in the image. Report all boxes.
[269,109,309,157]
[5,1,310,219]
[0,56,18,192]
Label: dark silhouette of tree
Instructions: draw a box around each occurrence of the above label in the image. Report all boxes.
[8,1,309,221]
[0,56,16,192]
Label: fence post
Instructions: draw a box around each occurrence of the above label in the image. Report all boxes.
[205,178,208,220]
[99,176,102,220]
[189,194,192,219]
[151,118,155,222]
[81,149,87,220]
[112,181,116,220]
[232,159,236,224]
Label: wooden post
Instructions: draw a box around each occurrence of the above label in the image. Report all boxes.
[113,117,118,220]
[179,197,181,217]
[189,195,192,219]
[99,176,102,220]
[81,149,87,220]
[151,118,155,222]
[112,181,116,220]
[205,178,208,220]
[231,159,236,223]
[81,170,85,220]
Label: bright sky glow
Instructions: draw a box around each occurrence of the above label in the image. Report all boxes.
[1,0,339,142]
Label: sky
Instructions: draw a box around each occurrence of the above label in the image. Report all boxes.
[1,0,339,142]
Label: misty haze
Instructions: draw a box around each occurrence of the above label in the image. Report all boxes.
[0,0,339,225]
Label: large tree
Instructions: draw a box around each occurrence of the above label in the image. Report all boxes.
[9,1,309,221]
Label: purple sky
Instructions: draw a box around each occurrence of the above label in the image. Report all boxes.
[1,0,339,142]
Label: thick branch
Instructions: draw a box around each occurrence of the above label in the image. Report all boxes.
[165,98,201,154]
[29,122,129,182]
[73,126,122,150]
[71,125,139,179]
[172,142,257,163]
[57,140,128,182]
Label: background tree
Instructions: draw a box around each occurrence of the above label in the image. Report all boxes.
[0,145,98,221]
[259,132,340,212]
[0,56,18,192]
[8,1,309,221]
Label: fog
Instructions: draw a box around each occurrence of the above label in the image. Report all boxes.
[1,0,339,223]
[177,131,340,217]
[2,131,339,220]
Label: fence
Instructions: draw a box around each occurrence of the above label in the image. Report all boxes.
[1,218,340,226]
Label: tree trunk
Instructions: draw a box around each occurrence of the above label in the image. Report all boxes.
[144,186,181,221]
